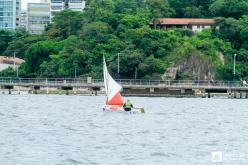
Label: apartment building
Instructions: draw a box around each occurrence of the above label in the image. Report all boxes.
[0,0,21,30]
[27,3,50,34]
[50,0,85,20]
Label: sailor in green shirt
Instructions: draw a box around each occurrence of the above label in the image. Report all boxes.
[123,99,133,111]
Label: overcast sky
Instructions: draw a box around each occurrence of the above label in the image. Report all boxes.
[22,0,41,10]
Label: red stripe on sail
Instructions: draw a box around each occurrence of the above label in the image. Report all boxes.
[107,92,124,105]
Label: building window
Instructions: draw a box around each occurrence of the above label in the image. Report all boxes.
[51,6,62,10]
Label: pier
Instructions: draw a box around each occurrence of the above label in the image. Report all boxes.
[0,77,248,98]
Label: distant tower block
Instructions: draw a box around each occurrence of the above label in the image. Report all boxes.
[50,0,86,20]
[27,3,50,34]
[0,0,21,30]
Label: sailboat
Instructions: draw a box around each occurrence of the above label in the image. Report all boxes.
[102,57,145,113]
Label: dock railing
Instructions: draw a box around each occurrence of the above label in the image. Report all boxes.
[0,77,245,88]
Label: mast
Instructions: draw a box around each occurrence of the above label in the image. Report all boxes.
[103,56,108,102]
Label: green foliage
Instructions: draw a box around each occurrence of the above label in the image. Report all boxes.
[138,55,166,79]
[23,41,64,77]
[0,67,14,77]
[80,21,111,45]
[169,0,214,18]
[148,0,174,28]
[3,40,25,58]
[110,48,143,78]
[84,0,115,23]
[47,10,85,39]
[0,30,13,55]
[57,36,89,77]
[2,28,46,58]
[209,0,248,19]
[39,58,59,78]
[12,28,29,40]
[147,0,174,18]
[214,17,241,49]
[183,6,203,18]
[2,0,248,81]
[124,27,180,58]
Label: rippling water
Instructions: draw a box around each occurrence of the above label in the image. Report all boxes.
[0,94,248,165]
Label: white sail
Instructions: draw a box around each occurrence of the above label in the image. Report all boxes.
[103,57,124,105]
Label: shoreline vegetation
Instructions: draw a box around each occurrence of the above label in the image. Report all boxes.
[0,0,248,81]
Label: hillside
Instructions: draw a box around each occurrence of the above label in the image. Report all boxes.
[1,0,248,80]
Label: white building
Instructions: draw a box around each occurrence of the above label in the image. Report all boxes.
[0,0,21,30]
[27,3,50,34]
[20,10,27,29]
[67,0,85,11]
[40,0,50,3]
[15,0,21,27]
[154,18,218,33]
[50,0,85,20]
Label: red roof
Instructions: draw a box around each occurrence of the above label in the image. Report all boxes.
[158,18,215,25]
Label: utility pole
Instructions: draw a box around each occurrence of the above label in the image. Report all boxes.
[17,66,19,78]
[117,52,120,79]
[134,67,137,79]
[13,51,16,78]
[14,51,16,72]
[233,53,236,80]
[74,66,77,79]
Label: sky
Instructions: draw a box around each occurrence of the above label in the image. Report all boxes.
[22,0,41,10]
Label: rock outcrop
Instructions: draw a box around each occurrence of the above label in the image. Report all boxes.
[162,51,224,80]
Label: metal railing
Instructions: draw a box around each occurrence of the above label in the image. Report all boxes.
[115,79,245,88]
[0,77,246,88]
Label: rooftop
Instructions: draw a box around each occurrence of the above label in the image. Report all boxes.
[0,56,25,65]
[158,18,215,25]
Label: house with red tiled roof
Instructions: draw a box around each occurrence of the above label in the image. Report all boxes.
[152,18,219,33]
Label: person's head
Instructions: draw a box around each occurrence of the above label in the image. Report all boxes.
[127,99,130,102]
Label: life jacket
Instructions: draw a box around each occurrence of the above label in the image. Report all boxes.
[124,101,133,108]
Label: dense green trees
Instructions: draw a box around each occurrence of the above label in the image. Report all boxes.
[0,30,13,55]
[209,0,248,19]
[168,0,214,18]
[1,0,248,80]
[23,41,63,77]
[47,10,85,39]
[0,28,46,58]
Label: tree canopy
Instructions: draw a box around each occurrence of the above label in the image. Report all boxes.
[1,0,248,80]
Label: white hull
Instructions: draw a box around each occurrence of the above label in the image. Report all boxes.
[102,105,145,114]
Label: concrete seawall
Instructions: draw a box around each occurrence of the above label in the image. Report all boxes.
[1,78,248,98]
[1,85,247,99]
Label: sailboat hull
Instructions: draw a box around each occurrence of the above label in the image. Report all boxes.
[103,105,145,114]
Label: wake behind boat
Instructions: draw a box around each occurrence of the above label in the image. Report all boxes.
[102,57,145,114]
